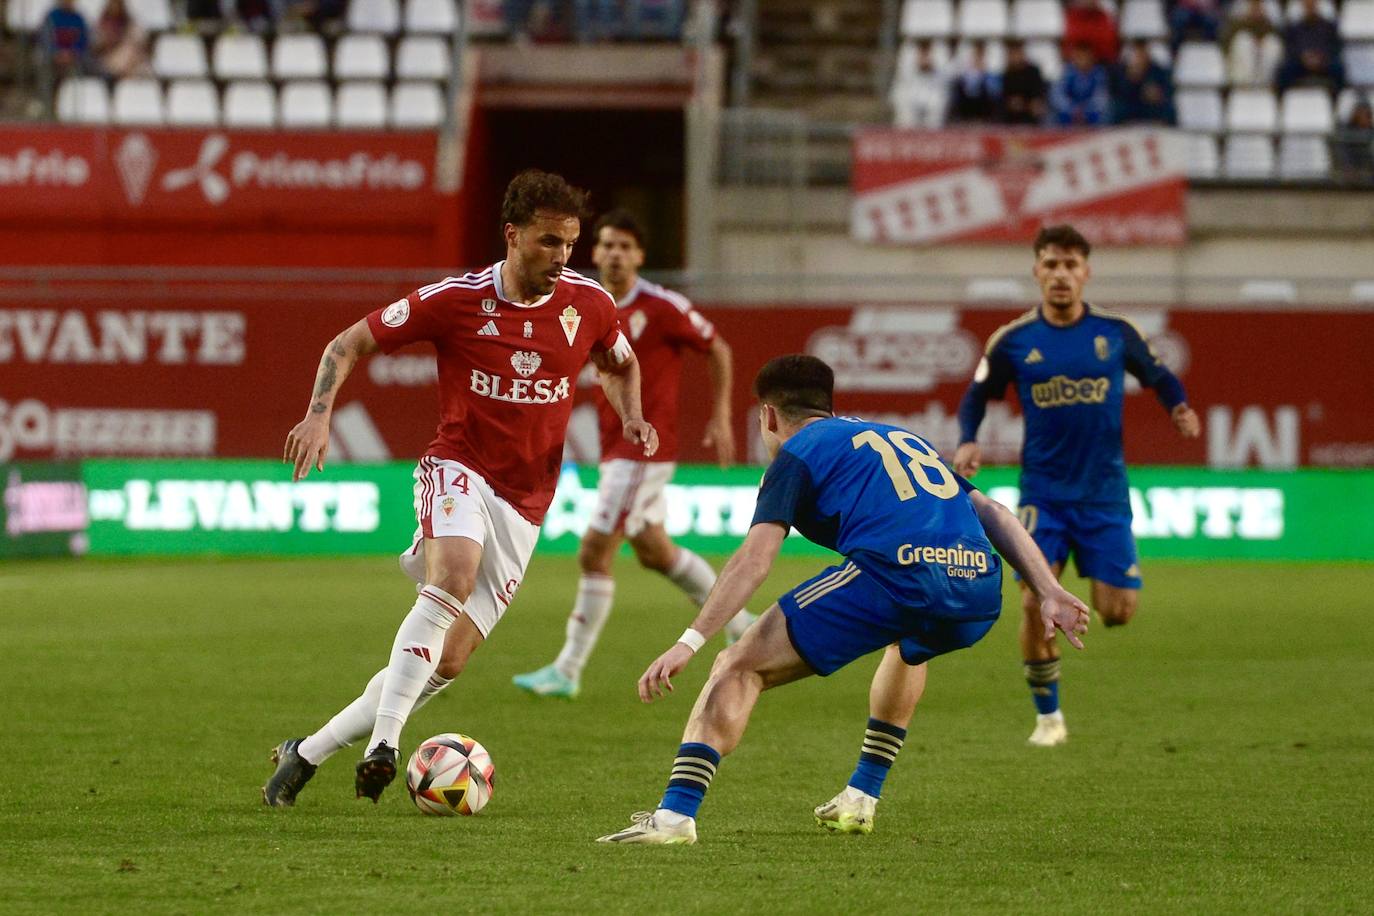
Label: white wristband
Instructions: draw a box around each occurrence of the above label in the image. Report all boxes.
[677,628,707,653]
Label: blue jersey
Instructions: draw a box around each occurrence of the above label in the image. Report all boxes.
[751,417,1001,621]
[957,304,1186,509]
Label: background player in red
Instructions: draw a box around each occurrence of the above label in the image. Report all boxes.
[263,170,657,807]
[513,209,754,700]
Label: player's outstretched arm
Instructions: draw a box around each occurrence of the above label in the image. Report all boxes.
[283,318,379,481]
[969,491,1090,649]
[638,522,786,702]
[702,336,737,468]
[593,347,658,458]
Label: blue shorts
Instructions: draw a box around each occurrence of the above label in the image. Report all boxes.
[777,560,1001,677]
[1017,500,1142,589]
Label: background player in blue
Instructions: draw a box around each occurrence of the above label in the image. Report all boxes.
[953,224,1201,748]
[598,354,1089,845]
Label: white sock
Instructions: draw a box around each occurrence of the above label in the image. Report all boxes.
[367,585,460,752]
[667,548,754,640]
[553,574,615,680]
[654,808,693,827]
[298,669,453,765]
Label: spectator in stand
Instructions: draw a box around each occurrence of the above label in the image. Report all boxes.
[1063,0,1119,65]
[1051,42,1112,125]
[1112,39,1176,124]
[1222,0,1283,86]
[94,0,150,78]
[41,0,91,77]
[1169,0,1221,52]
[1333,101,1374,181]
[948,40,1002,122]
[1278,0,1344,91]
[283,0,347,31]
[891,39,951,127]
[1000,38,1048,124]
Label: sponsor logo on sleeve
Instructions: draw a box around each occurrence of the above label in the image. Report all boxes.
[381,298,410,327]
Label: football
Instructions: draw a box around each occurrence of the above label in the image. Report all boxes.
[405,733,496,816]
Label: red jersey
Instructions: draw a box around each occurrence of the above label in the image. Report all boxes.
[596,278,715,463]
[367,263,627,524]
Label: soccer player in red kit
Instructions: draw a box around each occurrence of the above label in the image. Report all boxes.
[263,171,657,807]
[512,209,753,700]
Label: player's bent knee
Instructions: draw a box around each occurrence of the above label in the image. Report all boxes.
[632,542,674,574]
[1094,589,1138,627]
[426,572,476,604]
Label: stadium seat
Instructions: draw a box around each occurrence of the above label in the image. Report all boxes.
[56,77,110,124]
[1287,0,1336,24]
[1281,88,1334,132]
[334,34,390,80]
[1010,0,1063,38]
[1351,280,1374,301]
[1223,134,1276,177]
[166,79,219,127]
[223,80,277,127]
[1278,135,1332,178]
[6,0,50,31]
[1119,0,1168,39]
[75,0,106,22]
[1174,42,1225,88]
[901,0,955,39]
[272,33,327,80]
[1025,38,1062,79]
[955,38,1007,72]
[1342,1,1374,39]
[895,39,954,81]
[1184,132,1220,178]
[958,0,1009,39]
[279,80,333,128]
[112,78,165,125]
[213,33,268,80]
[348,0,402,33]
[1345,42,1374,86]
[1176,88,1224,131]
[1336,87,1365,121]
[890,75,950,126]
[128,0,173,31]
[336,81,388,129]
[391,81,445,128]
[1225,88,1278,132]
[465,0,507,36]
[404,0,460,33]
[395,35,450,79]
[151,33,208,79]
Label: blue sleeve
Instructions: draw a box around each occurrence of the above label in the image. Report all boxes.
[957,341,1015,444]
[1121,322,1187,411]
[750,450,813,530]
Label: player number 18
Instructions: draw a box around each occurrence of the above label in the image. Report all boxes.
[851,430,960,501]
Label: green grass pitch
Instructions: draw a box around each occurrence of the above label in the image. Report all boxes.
[3,555,1372,914]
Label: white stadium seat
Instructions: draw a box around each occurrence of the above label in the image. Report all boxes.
[348,0,401,33]
[213,33,268,80]
[1345,42,1374,85]
[1278,135,1331,178]
[128,0,173,30]
[1174,42,1225,88]
[272,33,328,80]
[955,38,1007,72]
[1342,1,1374,38]
[166,79,219,126]
[901,0,956,39]
[279,80,333,128]
[1011,0,1063,38]
[56,77,110,124]
[895,39,953,81]
[1224,134,1276,177]
[1336,87,1365,122]
[1025,39,1062,80]
[395,35,450,79]
[958,0,1009,38]
[336,81,389,128]
[334,34,391,80]
[6,0,49,31]
[1184,132,1220,178]
[112,78,165,125]
[391,81,445,128]
[1285,0,1336,22]
[223,80,277,128]
[1281,88,1334,132]
[151,33,208,79]
[1226,87,1278,132]
[404,0,460,33]
[1176,88,1224,131]
[1119,0,1168,39]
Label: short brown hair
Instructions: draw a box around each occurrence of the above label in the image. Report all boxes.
[754,354,834,420]
[593,208,646,248]
[500,169,591,228]
[1033,224,1091,258]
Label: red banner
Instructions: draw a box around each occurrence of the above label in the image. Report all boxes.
[3,299,1368,468]
[851,128,1187,246]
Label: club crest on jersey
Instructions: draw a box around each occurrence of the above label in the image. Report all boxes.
[511,350,542,378]
[441,496,455,517]
[482,298,497,314]
[628,310,647,341]
[1095,335,1109,360]
[559,306,581,346]
[381,298,410,327]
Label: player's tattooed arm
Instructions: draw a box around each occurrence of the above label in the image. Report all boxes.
[284,318,380,481]
[594,343,659,458]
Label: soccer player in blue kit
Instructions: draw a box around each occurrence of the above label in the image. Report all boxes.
[598,354,1089,844]
[953,225,1201,748]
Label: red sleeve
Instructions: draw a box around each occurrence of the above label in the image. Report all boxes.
[663,297,716,353]
[365,290,447,354]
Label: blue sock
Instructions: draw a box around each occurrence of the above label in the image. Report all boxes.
[846,718,906,799]
[1025,658,1061,715]
[659,742,720,818]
